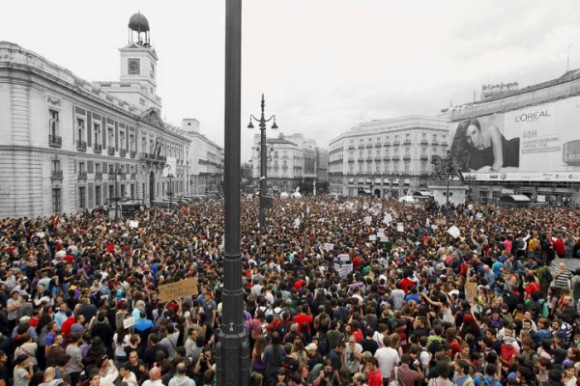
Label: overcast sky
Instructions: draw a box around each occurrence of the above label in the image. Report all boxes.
[1,0,579,161]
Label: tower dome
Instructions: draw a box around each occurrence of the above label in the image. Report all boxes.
[127,12,150,46]
[128,12,150,32]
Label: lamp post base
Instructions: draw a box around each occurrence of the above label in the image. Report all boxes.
[215,330,250,386]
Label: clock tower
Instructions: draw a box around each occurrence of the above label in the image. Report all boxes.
[117,12,161,110]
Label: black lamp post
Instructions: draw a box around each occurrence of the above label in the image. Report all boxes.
[215,0,250,385]
[465,174,476,203]
[247,94,278,228]
[168,174,174,209]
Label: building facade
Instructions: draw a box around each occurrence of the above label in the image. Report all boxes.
[250,133,322,194]
[0,14,190,218]
[328,116,449,197]
[443,70,580,205]
[183,119,223,194]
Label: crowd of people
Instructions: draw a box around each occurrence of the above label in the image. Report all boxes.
[1,195,580,386]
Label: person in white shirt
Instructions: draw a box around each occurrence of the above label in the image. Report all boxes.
[119,364,138,386]
[374,335,400,384]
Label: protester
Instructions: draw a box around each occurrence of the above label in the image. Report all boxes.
[0,196,580,386]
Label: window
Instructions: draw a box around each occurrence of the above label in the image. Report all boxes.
[96,163,101,173]
[404,162,410,173]
[405,148,410,155]
[142,137,147,154]
[422,147,427,154]
[108,127,114,147]
[52,188,61,213]
[109,185,115,200]
[120,131,126,149]
[129,134,135,151]
[95,186,101,206]
[49,109,59,136]
[433,134,438,141]
[94,123,101,146]
[79,187,86,209]
[405,133,410,140]
[422,133,427,139]
[130,184,135,199]
[79,162,85,173]
[77,118,85,141]
[52,158,61,172]
[442,135,447,143]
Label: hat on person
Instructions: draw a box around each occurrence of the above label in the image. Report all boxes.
[448,289,459,297]
[19,316,30,324]
[14,354,28,365]
[362,351,373,359]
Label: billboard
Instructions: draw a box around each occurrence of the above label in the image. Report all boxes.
[448,96,580,181]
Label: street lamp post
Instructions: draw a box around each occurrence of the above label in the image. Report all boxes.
[168,174,174,209]
[215,0,250,385]
[247,94,278,228]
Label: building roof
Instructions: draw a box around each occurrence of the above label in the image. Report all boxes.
[128,12,150,32]
[266,137,297,146]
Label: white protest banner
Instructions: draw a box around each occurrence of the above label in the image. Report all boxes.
[431,224,438,231]
[382,214,393,224]
[363,216,372,225]
[323,243,334,251]
[129,221,139,229]
[397,223,404,233]
[293,217,301,229]
[369,235,377,241]
[123,316,136,329]
[447,225,461,239]
[377,229,386,239]
[334,263,353,277]
[380,236,389,242]
[338,253,350,262]
[476,212,483,220]
[426,218,431,226]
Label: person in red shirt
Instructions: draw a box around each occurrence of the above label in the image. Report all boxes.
[399,274,416,294]
[367,357,383,386]
[60,312,77,338]
[293,305,313,334]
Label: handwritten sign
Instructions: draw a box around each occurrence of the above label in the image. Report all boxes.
[323,243,334,251]
[447,225,461,239]
[334,263,353,277]
[364,216,372,225]
[158,277,198,302]
[369,235,377,241]
[382,214,393,224]
[338,253,350,262]
[129,221,139,229]
[397,223,404,233]
[123,316,135,329]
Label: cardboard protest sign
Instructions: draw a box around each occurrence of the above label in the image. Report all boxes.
[158,277,198,302]
[369,235,377,241]
[465,281,478,302]
[447,225,461,239]
[338,253,350,262]
[364,216,372,225]
[396,223,404,233]
[129,221,139,228]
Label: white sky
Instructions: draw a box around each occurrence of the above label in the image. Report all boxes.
[1,0,579,161]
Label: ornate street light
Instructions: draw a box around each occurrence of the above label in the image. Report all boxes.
[247,94,278,228]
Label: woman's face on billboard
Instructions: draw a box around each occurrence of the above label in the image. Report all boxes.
[465,124,483,149]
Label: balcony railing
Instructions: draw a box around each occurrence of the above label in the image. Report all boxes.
[420,139,429,145]
[78,171,87,181]
[383,156,391,161]
[348,145,355,150]
[384,141,391,146]
[392,141,401,146]
[130,173,136,180]
[374,143,382,148]
[120,149,127,158]
[50,170,63,181]
[107,147,115,156]
[366,144,373,148]
[441,142,448,147]
[420,154,429,161]
[392,155,400,161]
[93,144,102,154]
[347,158,355,163]
[95,171,103,180]
[432,141,439,146]
[403,140,412,145]
[130,150,137,159]
[120,174,126,181]
[48,135,62,148]
[403,155,411,160]
[76,140,87,152]
[374,157,382,162]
